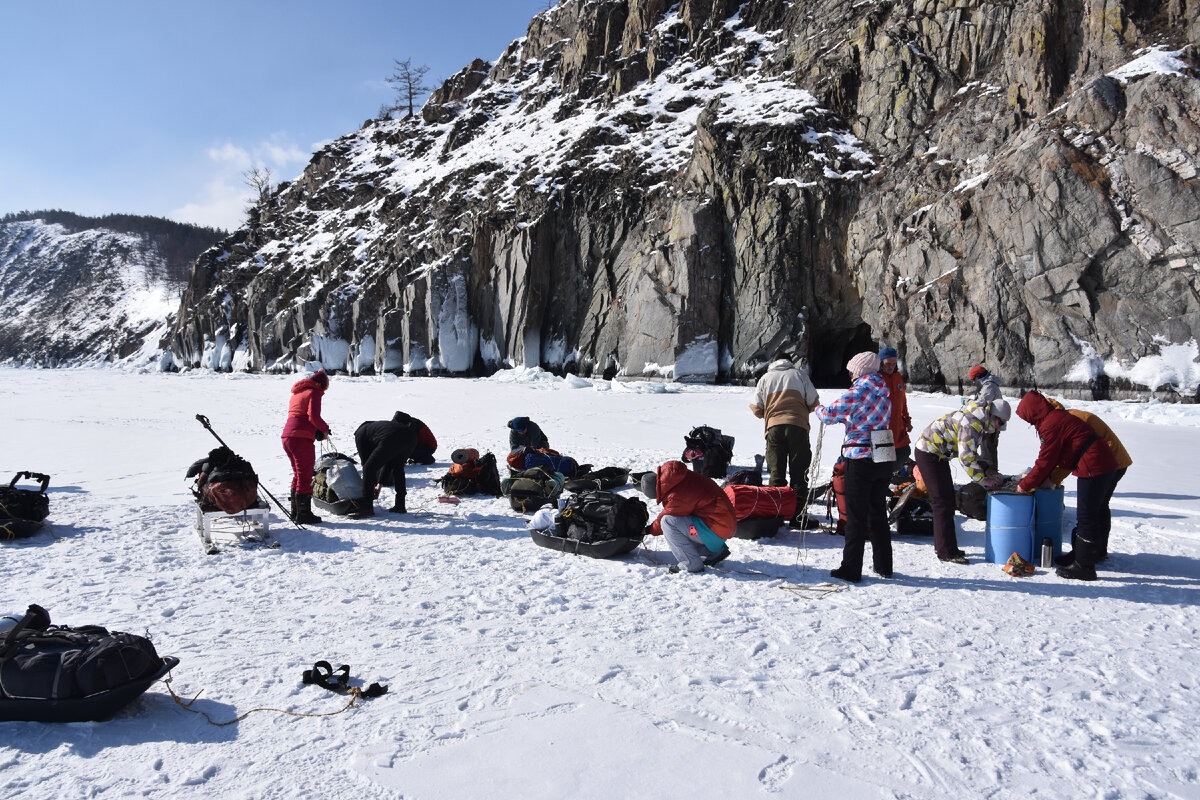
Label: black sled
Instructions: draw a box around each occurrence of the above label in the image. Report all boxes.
[529,528,643,559]
[734,517,784,539]
[0,604,179,722]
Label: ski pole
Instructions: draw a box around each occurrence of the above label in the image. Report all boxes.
[194,414,304,529]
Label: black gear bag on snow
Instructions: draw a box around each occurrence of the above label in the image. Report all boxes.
[0,604,178,722]
[0,472,51,540]
[529,490,648,558]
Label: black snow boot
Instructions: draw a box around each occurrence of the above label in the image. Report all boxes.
[294,493,322,524]
[1056,537,1097,581]
[349,496,375,518]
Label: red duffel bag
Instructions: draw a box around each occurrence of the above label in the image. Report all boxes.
[723,485,797,520]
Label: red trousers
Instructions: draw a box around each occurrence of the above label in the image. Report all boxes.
[282,436,316,494]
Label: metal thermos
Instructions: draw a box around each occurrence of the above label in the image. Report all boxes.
[1040,537,1053,568]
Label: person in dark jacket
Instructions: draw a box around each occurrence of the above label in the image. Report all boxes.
[641,461,737,573]
[391,412,437,465]
[281,369,331,524]
[352,412,419,517]
[508,417,550,453]
[815,352,894,582]
[1015,391,1120,581]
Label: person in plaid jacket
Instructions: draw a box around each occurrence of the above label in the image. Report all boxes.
[815,352,893,582]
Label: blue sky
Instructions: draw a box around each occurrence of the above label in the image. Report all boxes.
[0,0,553,231]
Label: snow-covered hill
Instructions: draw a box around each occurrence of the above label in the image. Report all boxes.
[0,216,221,365]
[2,367,1198,798]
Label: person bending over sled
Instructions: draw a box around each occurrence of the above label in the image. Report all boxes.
[914,399,1011,565]
[508,417,549,453]
[282,369,332,525]
[1015,391,1120,581]
[352,412,420,517]
[640,461,737,573]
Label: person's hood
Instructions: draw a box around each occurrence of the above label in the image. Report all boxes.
[291,377,323,395]
[1017,391,1053,426]
[392,411,414,425]
[655,460,691,498]
[768,359,795,372]
[508,416,529,432]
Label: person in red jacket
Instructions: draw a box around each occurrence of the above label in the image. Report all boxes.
[877,347,913,464]
[640,461,737,573]
[1015,391,1120,581]
[281,369,332,524]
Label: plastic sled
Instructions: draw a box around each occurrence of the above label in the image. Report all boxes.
[0,656,180,723]
[734,517,784,540]
[1,519,44,540]
[312,496,361,516]
[529,529,643,559]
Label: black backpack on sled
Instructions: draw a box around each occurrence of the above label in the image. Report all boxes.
[530,490,648,559]
[682,425,734,479]
[0,472,51,540]
[0,604,177,722]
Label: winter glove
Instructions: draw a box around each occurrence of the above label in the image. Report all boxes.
[314,430,326,441]
[982,474,1003,490]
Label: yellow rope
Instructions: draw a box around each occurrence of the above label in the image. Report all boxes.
[163,676,365,726]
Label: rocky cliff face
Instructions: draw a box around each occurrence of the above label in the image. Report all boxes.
[166,0,1200,398]
[0,216,221,366]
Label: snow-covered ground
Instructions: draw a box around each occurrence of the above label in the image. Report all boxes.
[2,367,1199,800]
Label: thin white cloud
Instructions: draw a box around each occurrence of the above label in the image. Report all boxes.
[172,135,314,230]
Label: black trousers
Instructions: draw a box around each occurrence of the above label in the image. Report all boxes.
[914,449,960,558]
[1075,468,1122,566]
[841,457,894,578]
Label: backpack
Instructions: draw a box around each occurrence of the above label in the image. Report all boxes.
[554,491,648,544]
[822,458,848,534]
[186,446,259,514]
[313,452,364,503]
[502,467,565,512]
[956,482,988,521]
[0,604,163,708]
[0,472,51,539]
[438,452,502,497]
[895,496,935,535]
[682,425,734,479]
[564,467,630,493]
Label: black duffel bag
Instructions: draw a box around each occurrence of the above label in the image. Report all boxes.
[0,604,172,721]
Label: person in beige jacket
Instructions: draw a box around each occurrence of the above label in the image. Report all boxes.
[750,355,820,521]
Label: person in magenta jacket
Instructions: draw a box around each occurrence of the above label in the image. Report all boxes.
[1015,391,1119,581]
[282,369,332,524]
[641,461,737,573]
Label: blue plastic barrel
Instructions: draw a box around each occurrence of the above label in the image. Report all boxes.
[1034,486,1065,561]
[985,492,1035,564]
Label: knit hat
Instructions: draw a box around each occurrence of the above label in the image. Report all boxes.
[846,351,880,378]
[878,346,898,361]
[969,365,989,381]
[989,399,1012,422]
[639,472,657,500]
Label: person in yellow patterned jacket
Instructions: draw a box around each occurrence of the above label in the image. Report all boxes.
[913,400,1011,564]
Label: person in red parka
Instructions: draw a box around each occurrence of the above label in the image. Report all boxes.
[877,347,913,465]
[640,461,737,573]
[1015,391,1119,581]
[281,369,332,524]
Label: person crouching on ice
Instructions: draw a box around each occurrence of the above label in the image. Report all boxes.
[640,462,737,574]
